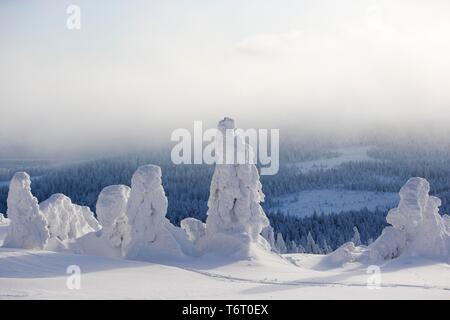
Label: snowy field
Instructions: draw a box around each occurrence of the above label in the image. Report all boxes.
[0,223,449,300]
[272,189,399,217]
[291,146,377,173]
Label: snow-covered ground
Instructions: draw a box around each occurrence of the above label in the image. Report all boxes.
[272,189,399,217]
[291,146,377,173]
[0,222,448,300]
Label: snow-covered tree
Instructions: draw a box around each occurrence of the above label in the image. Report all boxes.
[261,225,276,250]
[40,193,100,244]
[351,226,361,246]
[123,165,185,261]
[322,239,333,254]
[96,185,130,249]
[289,240,299,253]
[369,177,450,261]
[275,232,287,254]
[205,118,270,256]
[297,244,305,253]
[180,217,206,255]
[306,232,322,254]
[4,172,49,249]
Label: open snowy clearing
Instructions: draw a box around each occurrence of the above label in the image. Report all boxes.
[0,223,448,300]
[272,189,399,216]
[291,146,377,173]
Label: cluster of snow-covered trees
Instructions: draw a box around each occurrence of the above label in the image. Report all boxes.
[3,138,450,254]
[2,118,273,261]
[266,208,387,253]
[1,119,449,263]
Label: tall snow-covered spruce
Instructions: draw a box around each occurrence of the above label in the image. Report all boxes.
[204,117,271,258]
[4,172,49,249]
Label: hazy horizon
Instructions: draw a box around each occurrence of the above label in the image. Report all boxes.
[1,0,450,157]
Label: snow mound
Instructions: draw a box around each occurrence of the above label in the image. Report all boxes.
[39,193,100,249]
[3,172,49,250]
[96,185,130,250]
[205,117,271,259]
[323,242,361,267]
[123,164,188,261]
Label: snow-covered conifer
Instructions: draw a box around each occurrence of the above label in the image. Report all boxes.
[40,193,101,244]
[275,232,287,254]
[261,225,276,250]
[351,226,361,246]
[369,177,450,260]
[123,165,185,260]
[96,185,130,249]
[205,118,270,256]
[4,172,49,249]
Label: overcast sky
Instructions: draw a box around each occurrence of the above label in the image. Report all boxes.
[1,0,450,156]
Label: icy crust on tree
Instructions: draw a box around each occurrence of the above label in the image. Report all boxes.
[96,185,130,250]
[327,177,450,266]
[40,194,101,247]
[3,172,49,249]
[123,165,187,261]
[204,118,271,258]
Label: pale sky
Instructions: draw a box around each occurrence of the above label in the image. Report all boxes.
[1,0,450,156]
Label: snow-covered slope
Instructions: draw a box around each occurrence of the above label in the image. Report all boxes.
[0,223,448,299]
[1,121,449,300]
